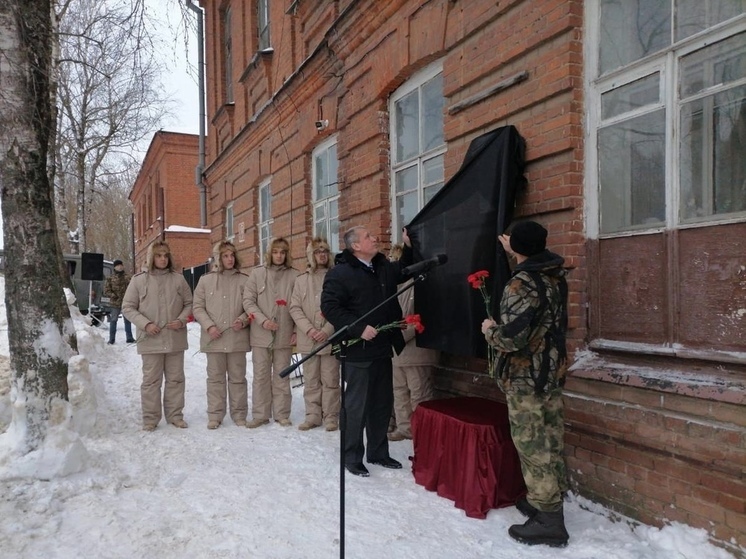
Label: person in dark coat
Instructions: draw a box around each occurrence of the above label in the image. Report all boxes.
[320,226,413,477]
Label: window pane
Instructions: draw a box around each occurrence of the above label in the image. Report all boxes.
[676,0,744,41]
[315,152,328,200]
[599,0,670,75]
[226,206,234,237]
[602,74,660,119]
[260,184,271,219]
[680,33,746,99]
[330,197,340,251]
[422,74,445,152]
[397,191,418,229]
[423,184,442,205]
[395,90,419,163]
[258,0,270,49]
[599,110,666,233]
[314,202,326,221]
[423,154,444,187]
[328,144,339,195]
[680,85,746,220]
[395,165,418,194]
[314,218,326,239]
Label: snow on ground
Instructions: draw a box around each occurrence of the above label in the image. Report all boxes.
[0,277,740,559]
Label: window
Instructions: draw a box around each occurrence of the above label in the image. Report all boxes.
[258,179,272,257]
[222,6,233,104]
[590,5,746,235]
[390,61,446,240]
[257,0,270,51]
[312,137,340,252]
[225,202,234,241]
[587,1,746,356]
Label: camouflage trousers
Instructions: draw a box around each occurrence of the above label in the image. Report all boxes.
[504,381,569,512]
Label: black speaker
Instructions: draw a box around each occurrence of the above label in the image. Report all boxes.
[81,252,104,281]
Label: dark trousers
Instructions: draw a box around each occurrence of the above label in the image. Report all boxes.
[343,358,394,465]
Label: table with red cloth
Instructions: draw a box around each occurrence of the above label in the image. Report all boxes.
[411,396,526,519]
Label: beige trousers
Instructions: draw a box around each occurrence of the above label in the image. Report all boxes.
[206,352,248,423]
[141,352,186,426]
[392,364,434,437]
[301,353,340,425]
[251,347,292,421]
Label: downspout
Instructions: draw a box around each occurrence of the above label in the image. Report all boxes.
[185,0,208,228]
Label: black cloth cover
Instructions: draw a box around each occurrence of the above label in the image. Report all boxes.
[406,125,526,358]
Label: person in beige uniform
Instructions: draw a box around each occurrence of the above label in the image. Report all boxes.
[122,241,193,431]
[193,241,252,430]
[243,238,299,428]
[388,244,437,441]
[289,238,340,432]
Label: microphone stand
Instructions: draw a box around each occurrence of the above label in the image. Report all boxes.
[278,270,431,559]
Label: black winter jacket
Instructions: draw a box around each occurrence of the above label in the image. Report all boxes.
[321,246,413,362]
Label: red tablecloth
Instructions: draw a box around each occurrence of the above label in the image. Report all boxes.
[411,397,526,519]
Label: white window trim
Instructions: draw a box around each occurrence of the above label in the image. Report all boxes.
[389,59,445,238]
[584,2,746,240]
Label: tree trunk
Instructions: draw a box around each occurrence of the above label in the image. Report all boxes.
[0,0,72,453]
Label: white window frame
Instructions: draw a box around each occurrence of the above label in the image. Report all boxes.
[258,179,272,257]
[389,60,446,242]
[312,136,340,253]
[585,2,746,239]
[225,202,234,241]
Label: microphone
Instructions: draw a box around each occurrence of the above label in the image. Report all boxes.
[402,254,448,276]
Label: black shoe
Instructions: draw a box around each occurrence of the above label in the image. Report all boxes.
[126,338,136,344]
[107,341,115,345]
[368,457,402,469]
[516,497,538,518]
[345,463,370,477]
[508,509,569,547]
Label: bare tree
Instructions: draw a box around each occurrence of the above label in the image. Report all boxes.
[0,0,72,453]
[87,169,135,269]
[54,0,166,254]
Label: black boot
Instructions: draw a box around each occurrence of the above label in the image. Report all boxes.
[515,497,538,518]
[508,507,569,547]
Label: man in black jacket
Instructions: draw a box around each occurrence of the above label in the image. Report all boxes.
[321,226,413,477]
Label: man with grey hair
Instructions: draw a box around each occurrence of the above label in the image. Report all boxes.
[321,226,413,477]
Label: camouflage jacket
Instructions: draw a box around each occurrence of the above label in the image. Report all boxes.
[484,250,568,393]
[104,270,131,309]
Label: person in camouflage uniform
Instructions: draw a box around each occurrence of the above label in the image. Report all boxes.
[104,259,134,344]
[481,220,570,548]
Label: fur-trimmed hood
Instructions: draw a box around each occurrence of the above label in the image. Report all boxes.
[263,237,293,268]
[305,237,332,271]
[212,240,242,272]
[146,241,174,272]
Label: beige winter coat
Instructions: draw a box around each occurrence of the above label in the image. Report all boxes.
[122,269,193,355]
[392,280,440,366]
[192,269,251,353]
[290,268,335,354]
[243,265,299,349]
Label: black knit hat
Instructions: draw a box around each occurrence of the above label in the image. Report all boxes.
[113,259,124,267]
[509,221,547,257]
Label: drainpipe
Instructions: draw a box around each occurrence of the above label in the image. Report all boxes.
[185,0,208,228]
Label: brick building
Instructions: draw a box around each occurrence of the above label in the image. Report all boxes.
[195,0,745,552]
[130,131,212,272]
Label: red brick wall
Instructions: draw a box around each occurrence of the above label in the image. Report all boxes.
[131,132,209,272]
[196,0,745,552]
